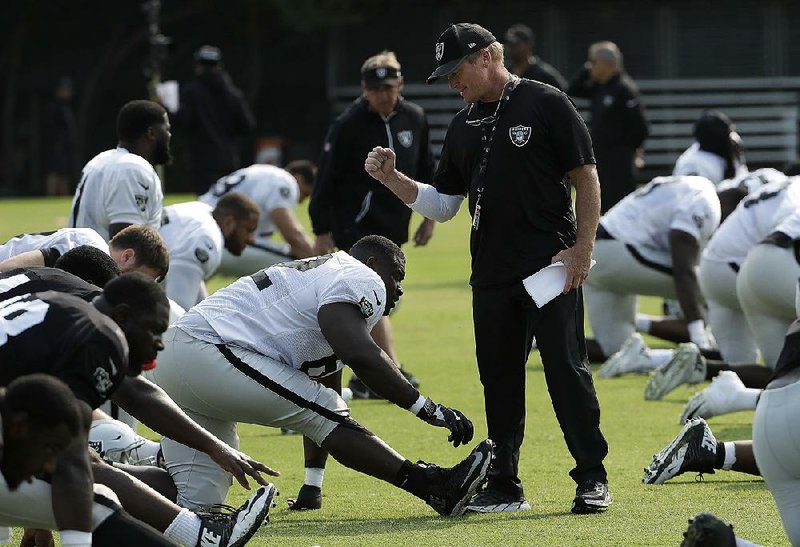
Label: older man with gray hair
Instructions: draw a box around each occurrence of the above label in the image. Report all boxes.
[568,41,648,212]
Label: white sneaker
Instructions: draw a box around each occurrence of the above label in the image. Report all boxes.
[645,343,705,400]
[679,371,752,424]
[597,333,652,378]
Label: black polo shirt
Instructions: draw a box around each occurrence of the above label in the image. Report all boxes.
[0,291,128,408]
[520,58,567,92]
[434,79,595,287]
[0,267,102,303]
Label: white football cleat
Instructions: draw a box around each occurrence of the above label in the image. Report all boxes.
[597,333,653,378]
[645,343,705,400]
[679,370,755,424]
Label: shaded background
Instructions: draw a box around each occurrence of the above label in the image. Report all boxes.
[3,0,799,195]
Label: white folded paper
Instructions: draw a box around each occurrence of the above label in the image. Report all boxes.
[155,80,180,113]
[523,259,596,308]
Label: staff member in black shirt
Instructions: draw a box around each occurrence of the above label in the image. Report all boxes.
[504,24,567,91]
[311,50,436,396]
[365,23,610,514]
[568,41,648,212]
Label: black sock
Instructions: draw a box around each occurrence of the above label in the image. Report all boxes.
[393,460,429,499]
[714,443,726,469]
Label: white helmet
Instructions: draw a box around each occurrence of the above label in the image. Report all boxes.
[88,419,158,466]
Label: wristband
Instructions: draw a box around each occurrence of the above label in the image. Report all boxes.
[60,530,92,547]
[408,394,427,415]
[687,320,706,343]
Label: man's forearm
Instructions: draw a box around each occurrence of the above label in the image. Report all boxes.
[571,165,601,248]
[673,270,704,322]
[384,170,421,204]
[114,379,217,453]
[52,443,93,532]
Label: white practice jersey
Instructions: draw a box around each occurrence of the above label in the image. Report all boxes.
[772,209,800,239]
[717,168,789,194]
[159,202,223,281]
[601,176,721,265]
[69,147,163,241]
[177,251,386,378]
[704,178,800,266]
[0,228,108,262]
[199,165,298,240]
[673,143,748,185]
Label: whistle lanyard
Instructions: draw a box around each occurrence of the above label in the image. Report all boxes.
[468,75,518,231]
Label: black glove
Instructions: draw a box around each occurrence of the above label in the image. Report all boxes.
[287,484,322,511]
[417,398,474,447]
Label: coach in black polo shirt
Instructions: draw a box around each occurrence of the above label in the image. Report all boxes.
[365,23,610,514]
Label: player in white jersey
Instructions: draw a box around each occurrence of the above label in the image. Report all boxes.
[0,225,169,284]
[584,176,741,376]
[699,177,800,363]
[145,235,491,516]
[159,194,259,310]
[736,210,800,368]
[69,101,170,241]
[199,161,316,276]
[0,228,108,266]
[673,110,747,185]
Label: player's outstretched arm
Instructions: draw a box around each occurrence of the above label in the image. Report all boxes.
[669,229,713,349]
[0,250,45,272]
[319,303,474,447]
[51,401,93,541]
[110,376,279,489]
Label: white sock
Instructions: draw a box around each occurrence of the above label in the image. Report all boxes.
[164,508,202,546]
[648,349,675,369]
[305,467,325,488]
[735,538,761,547]
[722,442,737,470]
[733,388,762,412]
[635,314,654,333]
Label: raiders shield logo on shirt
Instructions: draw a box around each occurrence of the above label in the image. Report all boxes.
[135,194,148,212]
[358,296,374,318]
[94,366,114,396]
[397,130,413,148]
[509,125,532,147]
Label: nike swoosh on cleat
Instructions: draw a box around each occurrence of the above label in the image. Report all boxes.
[461,451,484,488]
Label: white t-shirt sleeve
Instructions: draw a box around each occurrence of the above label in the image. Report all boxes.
[104,166,155,226]
[670,194,720,243]
[317,269,386,329]
[268,180,299,212]
[164,261,206,311]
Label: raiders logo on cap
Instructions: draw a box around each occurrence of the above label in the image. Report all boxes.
[436,42,444,61]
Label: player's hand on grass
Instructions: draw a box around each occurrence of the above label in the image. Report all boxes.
[209,442,280,490]
[552,242,593,294]
[417,398,474,447]
[20,528,54,547]
[287,484,322,511]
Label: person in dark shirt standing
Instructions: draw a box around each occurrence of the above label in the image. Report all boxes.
[504,24,567,91]
[366,23,610,514]
[568,41,648,212]
[310,50,436,396]
[174,46,256,195]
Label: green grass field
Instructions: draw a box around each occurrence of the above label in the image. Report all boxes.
[0,196,786,546]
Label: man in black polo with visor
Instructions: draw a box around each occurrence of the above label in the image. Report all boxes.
[364,23,610,514]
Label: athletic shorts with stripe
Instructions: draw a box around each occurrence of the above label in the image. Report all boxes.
[584,239,676,355]
[145,326,352,510]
